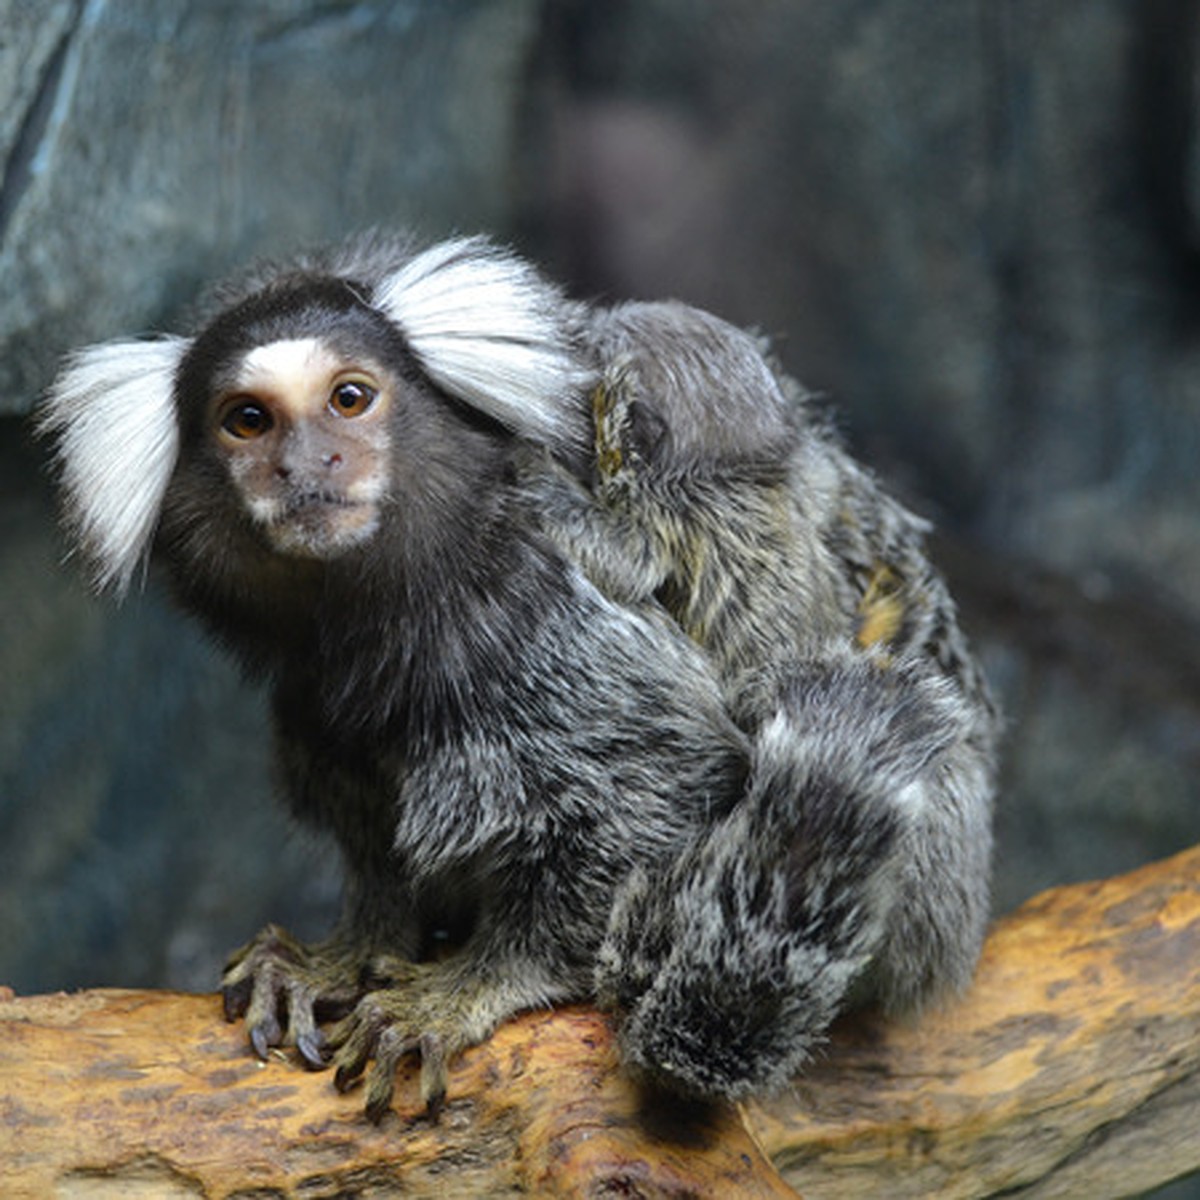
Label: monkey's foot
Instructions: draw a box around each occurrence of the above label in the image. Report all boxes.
[324,968,491,1122]
[221,924,367,1068]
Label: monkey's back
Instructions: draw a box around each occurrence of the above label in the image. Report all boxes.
[557,299,996,743]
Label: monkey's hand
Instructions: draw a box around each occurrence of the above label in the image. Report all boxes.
[324,957,529,1123]
[221,924,367,1069]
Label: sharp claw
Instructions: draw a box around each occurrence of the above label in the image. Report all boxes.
[250,1014,281,1060]
[423,1083,446,1123]
[364,1088,393,1125]
[250,1025,270,1060]
[334,1062,362,1093]
[364,1062,397,1124]
[297,1029,329,1070]
[333,1033,371,1093]
[419,1032,447,1120]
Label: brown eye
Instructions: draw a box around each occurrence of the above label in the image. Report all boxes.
[221,401,274,440]
[330,380,377,418]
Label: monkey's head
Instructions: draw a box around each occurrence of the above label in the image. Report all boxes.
[39,235,593,594]
[171,278,407,564]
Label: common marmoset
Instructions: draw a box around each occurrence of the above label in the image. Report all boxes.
[40,233,998,1120]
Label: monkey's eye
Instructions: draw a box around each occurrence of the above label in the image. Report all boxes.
[329,380,377,418]
[221,401,274,440]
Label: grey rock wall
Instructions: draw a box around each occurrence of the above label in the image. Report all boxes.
[0,0,541,411]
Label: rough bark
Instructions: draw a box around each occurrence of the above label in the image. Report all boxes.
[1,845,1197,1199]
[750,843,1200,1199]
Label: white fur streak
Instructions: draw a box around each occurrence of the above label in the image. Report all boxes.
[373,236,591,450]
[39,337,188,595]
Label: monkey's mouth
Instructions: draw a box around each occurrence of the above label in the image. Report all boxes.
[282,489,361,515]
[261,490,379,559]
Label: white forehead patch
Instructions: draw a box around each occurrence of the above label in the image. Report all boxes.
[235,337,338,391]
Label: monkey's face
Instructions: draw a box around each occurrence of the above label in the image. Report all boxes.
[43,237,590,596]
[212,337,392,560]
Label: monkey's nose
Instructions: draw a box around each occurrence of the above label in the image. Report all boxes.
[276,452,341,481]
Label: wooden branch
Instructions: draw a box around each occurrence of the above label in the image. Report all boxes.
[0,992,793,1198]
[1,846,1197,1199]
[751,843,1200,1199]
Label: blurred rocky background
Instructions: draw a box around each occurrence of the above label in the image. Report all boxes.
[1,5,1197,1184]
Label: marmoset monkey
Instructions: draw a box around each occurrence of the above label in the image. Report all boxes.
[40,232,998,1120]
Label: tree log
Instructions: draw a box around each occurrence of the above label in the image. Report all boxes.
[750,843,1200,1198]
[1,846,1197,1199]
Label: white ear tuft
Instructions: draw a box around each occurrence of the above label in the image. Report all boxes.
[373,236,593,450]
[38,336,189,596]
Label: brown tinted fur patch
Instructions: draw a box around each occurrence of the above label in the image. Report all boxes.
[856,562,905,650]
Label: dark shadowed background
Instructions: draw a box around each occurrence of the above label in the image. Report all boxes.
[1,6,1197,1189]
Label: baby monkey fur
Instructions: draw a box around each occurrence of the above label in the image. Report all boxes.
[41,232,998,1117]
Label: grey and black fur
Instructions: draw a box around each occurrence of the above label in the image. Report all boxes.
[39,232,998,1117]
